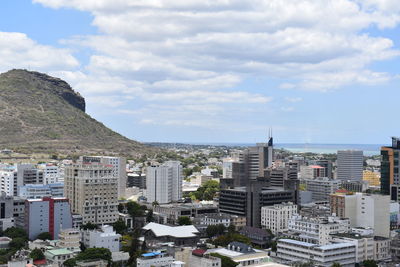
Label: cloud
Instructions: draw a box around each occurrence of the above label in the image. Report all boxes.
[27,0,400,137]
[0,32,78,72]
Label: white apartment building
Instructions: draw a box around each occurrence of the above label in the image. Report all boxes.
[80,156,127,198]
[137,252,175,267]
[286,215,350,245]
[64,163,119,225]
[146,161,182,204]
[82,225,121,252]
[261,202,298,235]
[0,169,15,196]
[277,239,356,267]
[330,233,375,263]
[330,192,390,237]
[38,164,60,184]
[337,150,363,181]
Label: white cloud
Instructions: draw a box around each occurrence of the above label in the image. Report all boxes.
[28,0,400,135]
[285,97,302,103]
[0,32,78,72]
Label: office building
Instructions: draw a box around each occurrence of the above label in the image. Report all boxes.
[38,164,60,184]
[64,163,119,225]
[25,197,73,240]
[1,164,44,196]
[302,177,341,202]
[80,156,127,199]
[363,171,380,187]
[381,137,400,200]
[146,161,182,204]
[18,183,64,199]
[337,150,363,181]
[261,202,298,235]
[127,173,146,189]
[0,192,15,231]
[300,165,325,179]
[330,192,390,237]
[219,180,296,227]
[316,159,333,179]
[266,166,297,187]
[277,239,356,267]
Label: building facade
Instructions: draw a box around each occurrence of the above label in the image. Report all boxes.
[337,150,363,181]
[260,202,298,235]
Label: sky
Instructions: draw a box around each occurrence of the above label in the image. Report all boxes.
[1,0,400,144]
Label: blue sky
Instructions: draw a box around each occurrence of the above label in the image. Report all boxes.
[1,0,400,145]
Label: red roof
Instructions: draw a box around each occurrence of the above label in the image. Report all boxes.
[192,249,206,257]
[335,189,349,193]
[33,259,47,265]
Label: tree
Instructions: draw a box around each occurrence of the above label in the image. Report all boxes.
[127,201,146,217]
[206,225,219,238]
[177,216,192,225]
[362,260,378,267]
[128,229,141,266]
[210,253,238,267]
[80,222,98,230]
[146,209,154,223]
[9,237,26,250]
[141,240,147,252]
[331,263,342,267]
[36,232,52,240]
[75,248,112,264]
[151,201,159,208]
[4,227,27,240]
[29,248,45,260]
[213,233,251,247]
[113,219,128,235]
[63,258,77,267]
[192,180,220,200]
[227,224,236,234]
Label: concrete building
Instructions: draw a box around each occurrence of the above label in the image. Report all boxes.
[0,192,15,231]
[302,177,341,202]
[127,172,146,189]
[64,163,119,225]
[337,150,363,181]
[142,222,200,247]
[80,156,127,199]
[18,183,64,199]
[206,241,272,267]
[330,233,375,263]
[277,239,356,267]
[300,165,325,179]
[58,228,81,253]
[260,202,298,235]
[25,197,73,240]
[146,161,182,204]
[136,252,175,267]
[44,248,75,265]
[219,182,296,227]
[266,166,297,187]
[38,164,60,184]
[190,249,221,267]
[82,225,121,252]
[316,160,333,179]
[285,215,350,245]
[330,192,390,237]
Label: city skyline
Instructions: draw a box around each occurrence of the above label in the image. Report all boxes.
[1,0,400,144]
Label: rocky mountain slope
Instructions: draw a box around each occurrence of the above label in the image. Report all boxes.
[0,69,151,156]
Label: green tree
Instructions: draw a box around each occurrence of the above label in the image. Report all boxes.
[80,222,98,230]
[9,237,26,250]
[210,253,238,267]
[127,201,146,217]
[4,227,27,239]
[177,216,192,225]
[75,248,112,264]
[36,232,52,240]
[29,248,45,260]
[63,258,77,267]
[331,263,342,267]
[362,260,378,267]
[227,224,236,234]
[113,219,128,235]
[128,229,141,266]
[206,225,219,238]
[213,233,251,247]
[151,201,159,208]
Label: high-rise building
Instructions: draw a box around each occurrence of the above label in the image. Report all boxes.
[64,163,119,225]
[266,166,297,187]
[363,171,380,187]
[260,202,298,235]
[381,137,400,199]
[145,161,182,204]
[80,156,127,198]
[38,164,60,185]
[299,165,325,179]
[316,159,333,179]
[25,197,73,240]
[303,177,341,202]
[330,192,390,237]
[337,150,363,181]
[0,164,44,196]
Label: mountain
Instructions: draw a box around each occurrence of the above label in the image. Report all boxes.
[0,69,152,156]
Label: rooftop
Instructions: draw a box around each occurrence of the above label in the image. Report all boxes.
[143,222,199,238]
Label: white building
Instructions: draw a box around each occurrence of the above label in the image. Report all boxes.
[286,215,350,245]
[261,202,298,235]
[277,239,356,267]
[146,161,182,204]
[82,225,121,252]
[330,192,390,237]
[330,233,374,263]
[190,250,221,267]
[137,252,175,267]
[0,169,15,196]
[300,165,325,179]
[38,164,60,184]
[58,228,81,253]
[337,150,363,181]
[18,183,63,199]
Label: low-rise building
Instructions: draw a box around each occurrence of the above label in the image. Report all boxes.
[277,239,356,267]
[44,248,75,266]
[136,252,174,267]
[142,222,200,247]
[18,183,64,199]
[82,225,121,252]
[260,202,298,235]
[302,177,341,202]
[239,226,273,248]
[189,249,221,267]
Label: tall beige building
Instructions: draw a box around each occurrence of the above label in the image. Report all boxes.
[64,163,119,225]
